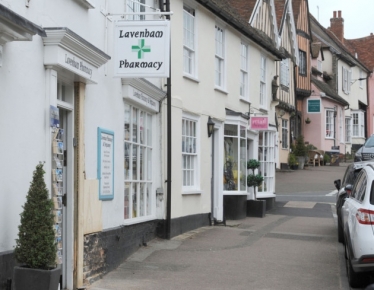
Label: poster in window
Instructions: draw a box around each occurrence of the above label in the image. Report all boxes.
[98,128,114,200]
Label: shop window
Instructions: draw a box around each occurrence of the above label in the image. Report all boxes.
[223,124,247,192]
[124,104,153,220]
[258,131,275,195]
[281,119,288,149]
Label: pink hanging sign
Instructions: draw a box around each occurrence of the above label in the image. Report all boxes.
[250,116,268,130]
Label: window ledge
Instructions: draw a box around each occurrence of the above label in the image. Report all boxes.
[182,190,202,195]
[240,97,251,104]
[214,86,228,95]
[123,215,156,225]
[223,191,248,195]
[183,74,200,83]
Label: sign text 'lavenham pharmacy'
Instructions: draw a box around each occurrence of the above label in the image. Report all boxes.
[114,21,170,78]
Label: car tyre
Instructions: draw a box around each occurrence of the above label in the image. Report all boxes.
[345,243,367,288]
[338,218,344,244]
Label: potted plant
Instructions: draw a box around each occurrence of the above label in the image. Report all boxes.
[288,153,298,170]
[305,117,311,124]
[293,135,307,169]
[246,159,265,217]
[13,163,61,290]
[323,153,331,165]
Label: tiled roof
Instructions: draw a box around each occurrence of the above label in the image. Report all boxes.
[345,35,374,71]
[197,0,284,58]
[228,0,256,22]
[310,14,370,72]
[273,0,286,30]
[311,76,349,106]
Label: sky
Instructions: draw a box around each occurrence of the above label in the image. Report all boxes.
[307,0,374,39]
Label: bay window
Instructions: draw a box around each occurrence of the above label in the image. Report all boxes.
[258,131,275,195]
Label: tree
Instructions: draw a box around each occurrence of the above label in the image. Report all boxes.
[14,163,56,269]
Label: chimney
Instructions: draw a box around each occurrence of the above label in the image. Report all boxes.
[330,10,344,43]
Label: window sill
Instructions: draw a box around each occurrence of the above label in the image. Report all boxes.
[182,190,202,195]
[123,215,156,225]
[223,191,248,195]
[183,74,200,83]
[214,86,228,95]
[240,97,251,104]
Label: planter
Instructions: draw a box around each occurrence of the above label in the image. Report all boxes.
[13,266,61,290]
[224,195,247,220]
[290,165,298,170]
[296,156,305,169]
[247,200,266,218]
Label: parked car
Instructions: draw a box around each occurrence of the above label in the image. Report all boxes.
[341,163,374,288]
[354,134,374,162]
[334,161,372,243]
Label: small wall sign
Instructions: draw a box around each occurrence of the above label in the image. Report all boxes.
[307,99,321,113]
[97,128,114,200]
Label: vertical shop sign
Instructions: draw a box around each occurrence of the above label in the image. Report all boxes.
[98,128,114,200]
[114,21,170,78]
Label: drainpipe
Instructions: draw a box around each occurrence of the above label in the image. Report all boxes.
[163,0,172,240]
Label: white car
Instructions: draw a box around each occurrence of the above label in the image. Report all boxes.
[341,163,374,288]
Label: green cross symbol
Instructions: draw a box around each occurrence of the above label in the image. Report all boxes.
[132,39,151,59]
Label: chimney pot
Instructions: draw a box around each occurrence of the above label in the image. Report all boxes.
[333,11,337,18]
[338,11,341,18]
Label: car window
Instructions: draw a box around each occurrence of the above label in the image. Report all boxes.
[371,181,374,205]
[365,136,374,148]
[352,171,367,202]
[342,165,353,186]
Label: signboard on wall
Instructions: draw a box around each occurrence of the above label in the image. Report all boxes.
[250,116,268,130]
[308,99,321,113]
[98,128,114,200]
[114,21,170,78]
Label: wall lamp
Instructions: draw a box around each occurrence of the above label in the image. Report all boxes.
[207,116,215,138]
[277,109,285,119]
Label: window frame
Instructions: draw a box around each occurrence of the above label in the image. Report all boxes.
[182,113,201,194]
[281,119,288,149]
[215,24,225,89]
[260,55,266,107]
[352,111,365,138]
[183,4,197,77]
[124,104,154,223]
[325,109,334,139]
[240,42,249,101]
[126,0,145,20]
[345,117,352,143]
[342,66,352,94]
[298,50,307,76]
[280,58,290,87]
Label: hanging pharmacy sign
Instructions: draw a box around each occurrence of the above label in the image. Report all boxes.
[114,21,170,78]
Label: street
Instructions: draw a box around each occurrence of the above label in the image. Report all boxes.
[88,163,371,290]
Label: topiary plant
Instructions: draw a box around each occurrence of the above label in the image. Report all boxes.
[247,159,263,200]
[293,135,307,156]
[14,163,56,269]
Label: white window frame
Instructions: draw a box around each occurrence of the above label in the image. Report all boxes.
[126,0,145,20]
[260,55,266,107]
[352,111,365,138]
[359,70,364,89]
[317,59,322,72]
[345,117,352,143]
[342,67,352,94]
[325,109,334,139]
[281,119,288,149]
[280,58,290,87]
[183,5,196,77]
[240,43,249,100]
[124,104,154,223]
[258,131,276,196]
[340,107,344,143]
[182,113,200,194]
[215,25,225,89]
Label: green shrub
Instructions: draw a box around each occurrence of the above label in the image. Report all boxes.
[293,135,307,156]
[288,153,297,166]
[324,153,331,164]
[14,163,56,269]
[247,159,260,170]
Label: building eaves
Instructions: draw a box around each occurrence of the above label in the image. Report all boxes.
[196,0,285,59]
[0,4,46,37]
[311,76,349,106]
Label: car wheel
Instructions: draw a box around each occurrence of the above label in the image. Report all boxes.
[345,243,367,288]
[338,218,344,244]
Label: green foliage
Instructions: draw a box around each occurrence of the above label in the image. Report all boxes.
[14,163,56,269]
[306,143,317,151]
[247,174,264,187]
[324,153,331,164]
[288,153,297,166]
[247,159,260,171]
[293,135,307,156]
